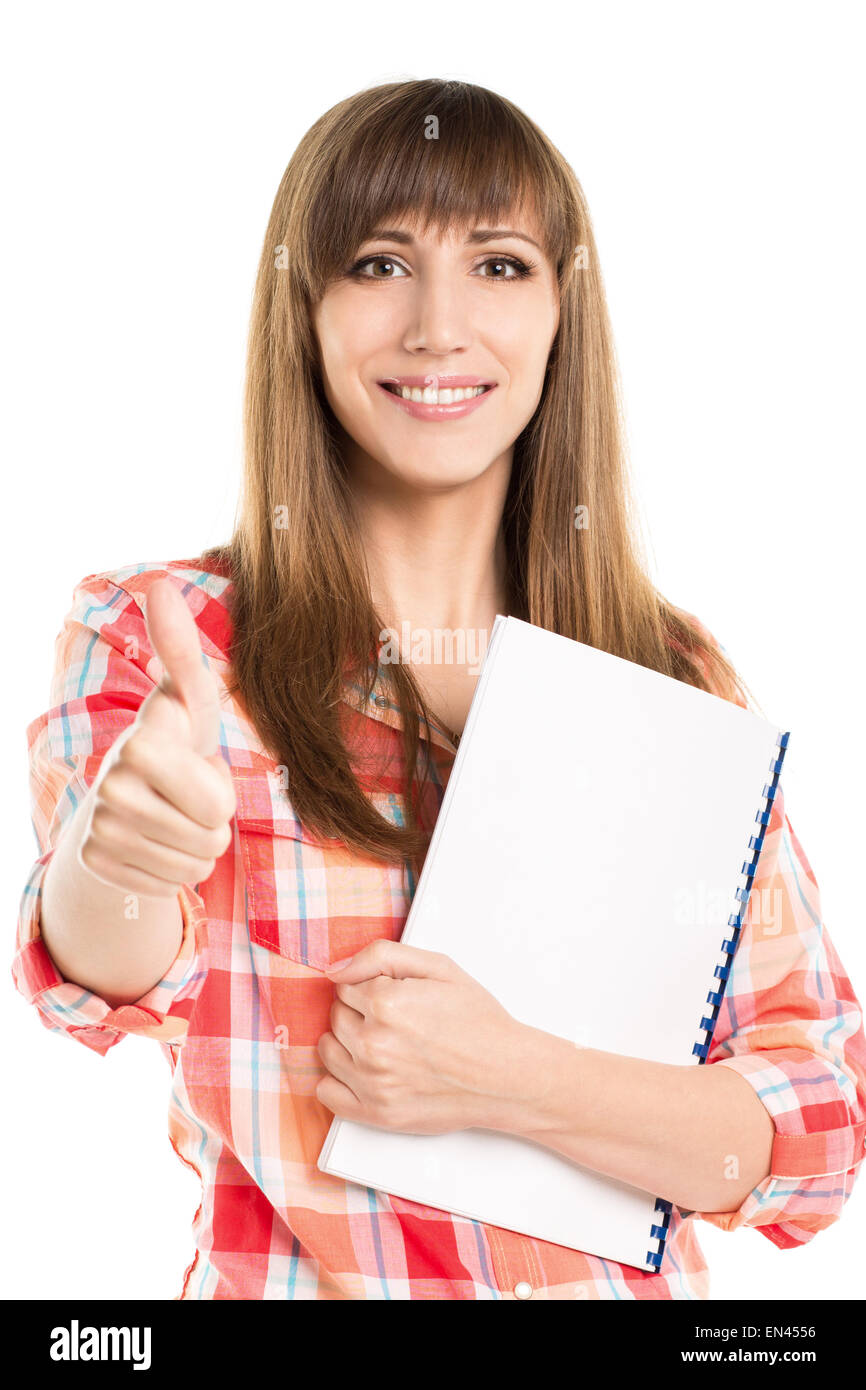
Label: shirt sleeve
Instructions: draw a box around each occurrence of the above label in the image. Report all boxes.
[678,615,866,1247]
[11,572,209,1058]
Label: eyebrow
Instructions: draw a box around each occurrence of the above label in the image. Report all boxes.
[364,227,542,251]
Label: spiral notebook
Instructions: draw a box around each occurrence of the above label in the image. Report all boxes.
[317,614,790,1272]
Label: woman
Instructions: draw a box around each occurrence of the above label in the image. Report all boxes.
[14,78,866,1300]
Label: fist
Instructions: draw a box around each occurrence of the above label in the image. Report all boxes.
[79,578,237,898]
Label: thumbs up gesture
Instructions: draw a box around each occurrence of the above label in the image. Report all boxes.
[80,579,237,898]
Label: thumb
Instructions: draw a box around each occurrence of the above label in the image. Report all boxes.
[323,942,454,983]
[142,577,221,758]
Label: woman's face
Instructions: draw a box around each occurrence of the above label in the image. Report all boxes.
[311,209,560,493]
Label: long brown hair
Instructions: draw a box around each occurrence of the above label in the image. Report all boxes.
[202,77,755,875]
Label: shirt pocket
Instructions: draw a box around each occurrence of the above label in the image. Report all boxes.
[232,762,411,972]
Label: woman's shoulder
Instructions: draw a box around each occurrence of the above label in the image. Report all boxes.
[69,554,235,660]
[76,553,230,604]
[666,605,748,710]
[668,605,722,654]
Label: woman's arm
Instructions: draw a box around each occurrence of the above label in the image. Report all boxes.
[490,778,866,1241]
[13,571,211,1053]
[40,788,184,1009]
[484,1027,774,1214]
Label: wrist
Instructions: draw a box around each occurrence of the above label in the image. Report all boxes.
[477,1021,584,1139]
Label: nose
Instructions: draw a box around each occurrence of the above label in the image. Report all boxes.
[401,269,472,358]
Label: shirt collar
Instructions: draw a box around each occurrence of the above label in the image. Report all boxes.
[340,660,459,754]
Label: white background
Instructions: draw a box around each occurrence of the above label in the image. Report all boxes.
[2,0,863,1302]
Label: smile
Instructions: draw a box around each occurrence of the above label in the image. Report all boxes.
[382,383,491,403]
[376,380,497,420]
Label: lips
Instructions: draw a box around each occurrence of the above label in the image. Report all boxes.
[375,378,497,420]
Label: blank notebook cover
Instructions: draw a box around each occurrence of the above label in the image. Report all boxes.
[317,615,790,1272]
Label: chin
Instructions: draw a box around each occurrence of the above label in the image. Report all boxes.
[386,456,495,491]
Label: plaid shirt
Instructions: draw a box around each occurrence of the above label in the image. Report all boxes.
[13,558,866,1300]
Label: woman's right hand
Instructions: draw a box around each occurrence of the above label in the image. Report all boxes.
[79,578,237,899]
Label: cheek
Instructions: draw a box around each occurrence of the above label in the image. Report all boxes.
[319,292,395,368]
[491,299,556,371]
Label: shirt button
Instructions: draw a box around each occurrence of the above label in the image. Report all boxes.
[373,694,389,708]
[513,1281,533,1299]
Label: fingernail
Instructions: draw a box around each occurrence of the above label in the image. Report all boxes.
[324,955,354,972]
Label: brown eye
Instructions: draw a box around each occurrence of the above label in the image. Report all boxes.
[350,256,409,279]
[476,255,534,280]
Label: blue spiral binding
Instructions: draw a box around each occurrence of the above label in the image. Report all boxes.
[645,1197,673,1268]
[644,729,791,1271]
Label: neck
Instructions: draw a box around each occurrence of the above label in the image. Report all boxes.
[346,454,513,634]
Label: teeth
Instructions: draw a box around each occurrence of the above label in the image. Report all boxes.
[386,384,489,403]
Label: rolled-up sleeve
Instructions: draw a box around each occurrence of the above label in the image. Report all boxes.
[11,572,209,1056]
[692,780,866,1247]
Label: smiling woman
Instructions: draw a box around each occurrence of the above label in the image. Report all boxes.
[15,77,866,1303]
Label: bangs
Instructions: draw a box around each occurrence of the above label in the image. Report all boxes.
[295,79,580,298]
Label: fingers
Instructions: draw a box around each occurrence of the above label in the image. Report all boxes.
[78,837,219,899]
[114,734,236,829]
[83,816,220,889]
[142,578,221,757]
[81,746,236,898]
[94,764,233,860]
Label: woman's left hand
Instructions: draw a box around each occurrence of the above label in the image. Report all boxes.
[315,941,525,1135]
